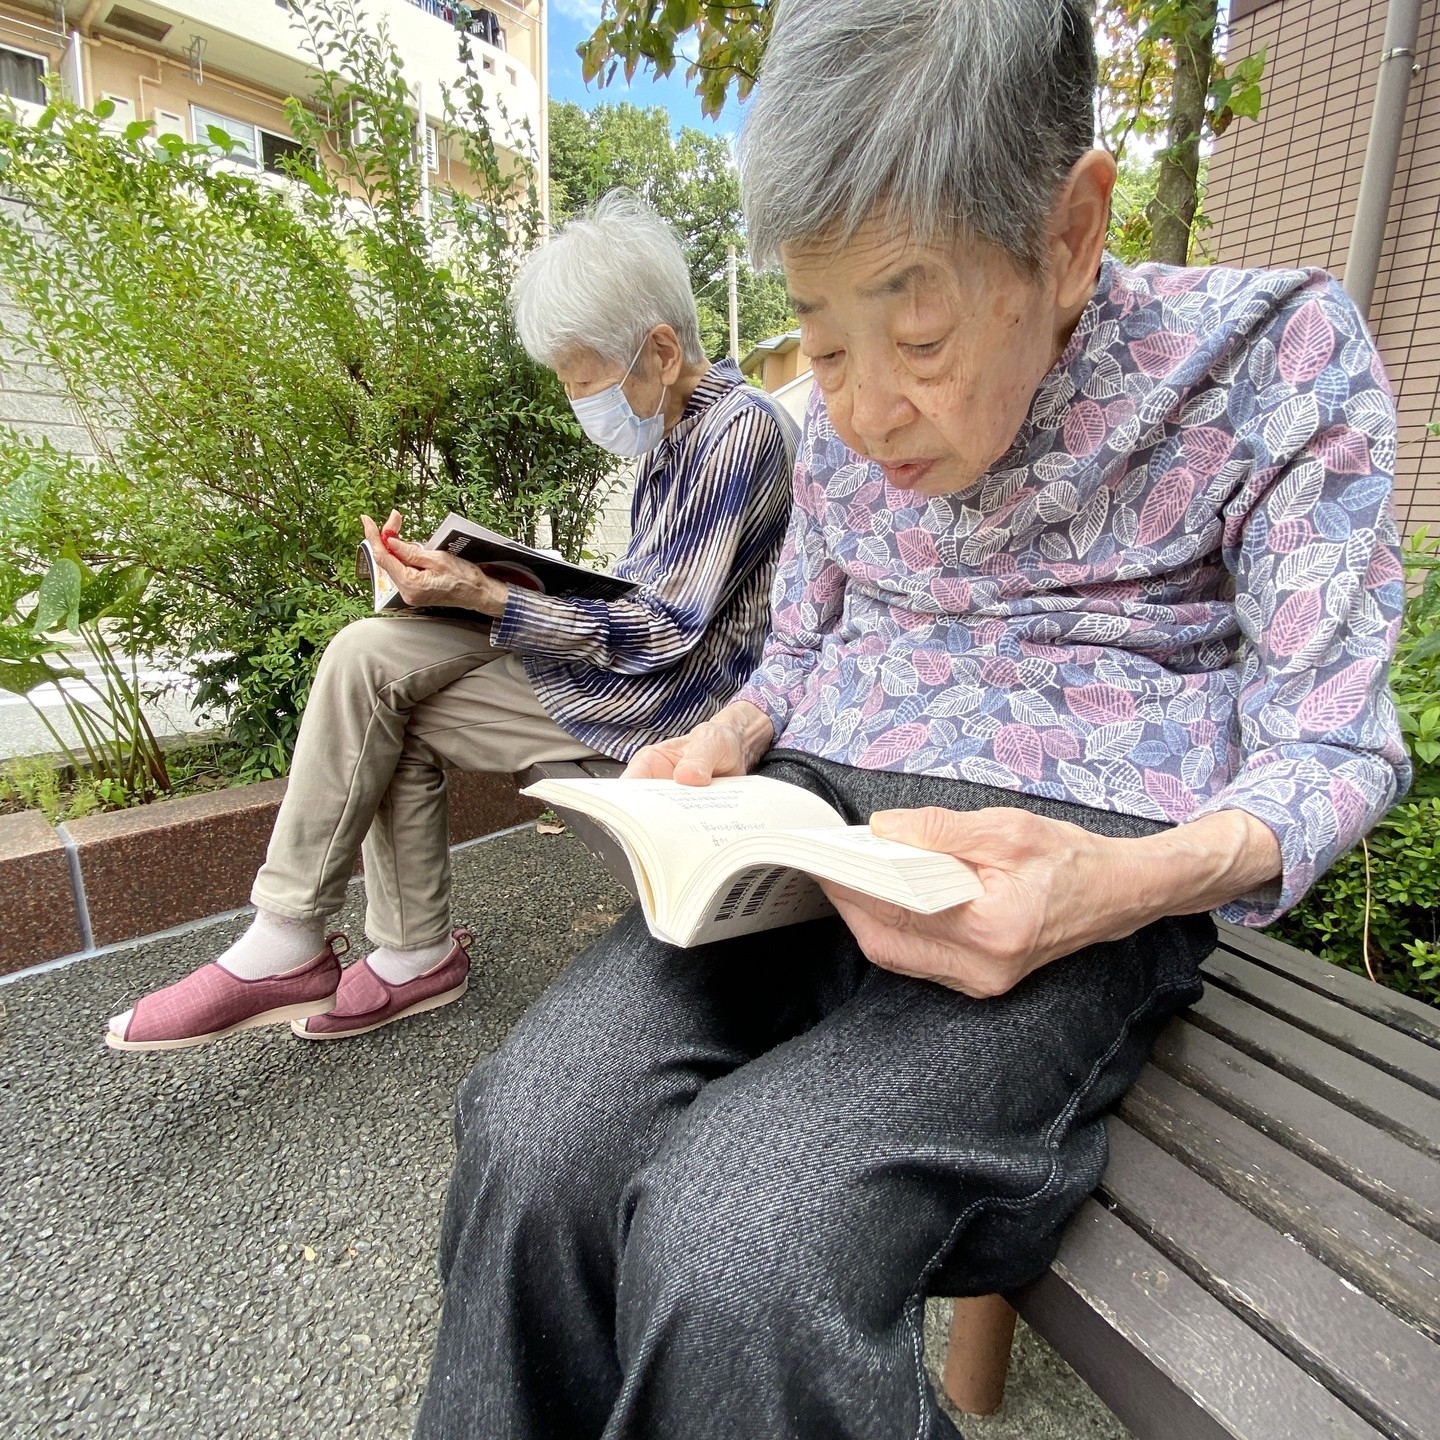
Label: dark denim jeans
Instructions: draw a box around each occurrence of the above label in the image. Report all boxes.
[415,752,1215,1440]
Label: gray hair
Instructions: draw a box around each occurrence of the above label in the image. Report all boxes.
[510,190,706,368]
[738,0,1097,273]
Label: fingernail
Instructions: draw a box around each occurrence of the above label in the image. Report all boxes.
[870,811,901,837]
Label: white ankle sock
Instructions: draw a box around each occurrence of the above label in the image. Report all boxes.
[215,911,327,980]
[367,938,454,985]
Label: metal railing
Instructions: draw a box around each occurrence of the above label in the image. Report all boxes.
[404,0,532,28]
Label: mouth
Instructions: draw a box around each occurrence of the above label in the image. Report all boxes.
[876,458,938,489]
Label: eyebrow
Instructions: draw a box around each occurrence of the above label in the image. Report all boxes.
[789,262,932,317]
[859,263,931,301]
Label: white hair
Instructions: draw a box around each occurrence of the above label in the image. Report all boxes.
[738,0,1098,272]
[510,190,706,368]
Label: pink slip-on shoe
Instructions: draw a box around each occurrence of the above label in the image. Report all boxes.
[291,928,472,1041]
[105,936,348,1053]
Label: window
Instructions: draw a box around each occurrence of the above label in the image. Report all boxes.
[192,104,314,176]
[260,130,310,174]
[0,44,46,107]
[424,123,439,172]
[193,104,257,164]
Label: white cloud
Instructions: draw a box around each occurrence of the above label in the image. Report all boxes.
[551,0,603,24]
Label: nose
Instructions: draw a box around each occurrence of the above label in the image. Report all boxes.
[844,355,915,451]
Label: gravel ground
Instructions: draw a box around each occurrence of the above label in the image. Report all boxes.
[1,825,1128,1440]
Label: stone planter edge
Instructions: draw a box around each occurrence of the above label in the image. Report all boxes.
[0,770,542,978]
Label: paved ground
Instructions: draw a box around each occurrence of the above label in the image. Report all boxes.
[1,826,1129,1440]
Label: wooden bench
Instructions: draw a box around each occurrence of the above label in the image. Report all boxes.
[517,760,1440,1439]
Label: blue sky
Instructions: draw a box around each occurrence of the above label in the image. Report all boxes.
[545,0,742,140]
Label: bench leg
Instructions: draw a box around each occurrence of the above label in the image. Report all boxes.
[941,1294,1017,1416]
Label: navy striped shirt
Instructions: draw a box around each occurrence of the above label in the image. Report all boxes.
[493,359,798,759]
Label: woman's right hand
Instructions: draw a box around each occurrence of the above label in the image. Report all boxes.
[623,701,775,786]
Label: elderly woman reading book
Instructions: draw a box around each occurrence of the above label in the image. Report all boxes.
[105,193,796,1050]
[416,2,1408,1435]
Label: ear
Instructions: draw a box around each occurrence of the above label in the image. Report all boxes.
[1049,150,1118,309]
[647,324,687,386]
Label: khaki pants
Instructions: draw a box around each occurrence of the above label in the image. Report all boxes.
[251,614,599,949]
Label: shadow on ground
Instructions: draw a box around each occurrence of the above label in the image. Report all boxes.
[1,826,1129,1439]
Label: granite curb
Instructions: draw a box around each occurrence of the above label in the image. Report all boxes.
[0,770,542,977]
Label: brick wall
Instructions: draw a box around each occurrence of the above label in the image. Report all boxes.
[1204,0,1440,530]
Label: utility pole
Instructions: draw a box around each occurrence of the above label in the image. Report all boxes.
[726,245,739,361]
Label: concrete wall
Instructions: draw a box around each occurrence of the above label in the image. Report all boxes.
[1204,0,1440,531]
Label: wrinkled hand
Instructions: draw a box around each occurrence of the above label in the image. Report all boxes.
[362,511,509,617]
[623,701,775,785]
[822,804,1280,999]
[820,806,1146,999]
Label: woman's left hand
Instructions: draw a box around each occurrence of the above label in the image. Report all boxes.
[821,805,1279,998]
[362,511,510,617]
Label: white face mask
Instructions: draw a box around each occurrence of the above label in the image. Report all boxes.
[569,338,668,457]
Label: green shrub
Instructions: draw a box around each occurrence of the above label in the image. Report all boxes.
[0,0,612,777]
[1269,530,1440,1007]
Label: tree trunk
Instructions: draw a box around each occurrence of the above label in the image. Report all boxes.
[1147,0,1217,265]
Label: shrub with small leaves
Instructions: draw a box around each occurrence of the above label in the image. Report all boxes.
[0,0,612,774]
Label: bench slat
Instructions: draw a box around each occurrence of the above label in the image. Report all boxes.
[1187,987,1440,1159]
[1216,923,1440,1051]
[1118,1068,1440,1343]
[1101,1117,1440,1439]
[1150,1018,1440,1240]
[1201,951,1440,1099]
[1014,1200,1386,1440]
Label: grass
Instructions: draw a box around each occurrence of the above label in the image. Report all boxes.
[0,734,253,824]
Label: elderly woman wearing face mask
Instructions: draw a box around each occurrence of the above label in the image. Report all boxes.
[415,1,1408,1437]
[105,192,797,1051]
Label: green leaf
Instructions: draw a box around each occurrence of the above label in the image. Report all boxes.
[1229,84,1263,122]
[0,463,50,527]
[93,98,116,121]
[0,622,51,661]
[124,119,153,142]
[30,557,82,635]
[0,656,77,696]
[77,564,151,624]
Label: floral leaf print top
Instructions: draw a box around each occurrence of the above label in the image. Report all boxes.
[736,258,1411,926]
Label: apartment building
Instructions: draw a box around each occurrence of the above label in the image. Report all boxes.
[0,0,547,206]
[1204,0,1439,531]
[0,0,547,453]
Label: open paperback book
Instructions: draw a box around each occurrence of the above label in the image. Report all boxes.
[519,774,985,947]
[357,511,637,613]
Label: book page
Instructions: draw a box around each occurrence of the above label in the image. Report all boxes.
[521,776,844,926]
[356,539,404,612]
[675,825,984,944]
[679,864,834,946]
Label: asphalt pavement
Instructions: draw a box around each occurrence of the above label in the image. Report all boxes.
[0,824,1128,1440]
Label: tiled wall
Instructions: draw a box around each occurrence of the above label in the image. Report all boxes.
[1205,0,1440,531]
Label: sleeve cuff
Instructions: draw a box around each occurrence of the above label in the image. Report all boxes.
[1186,752,1400,926]
[492,586,598,659]
[735,680,793,741]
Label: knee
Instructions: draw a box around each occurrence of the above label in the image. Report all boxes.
[618,1117,839,1339]
[314,616,394,685]
[448,1015,654,1226]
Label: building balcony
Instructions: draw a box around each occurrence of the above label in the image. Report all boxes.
[3,1,541,163]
